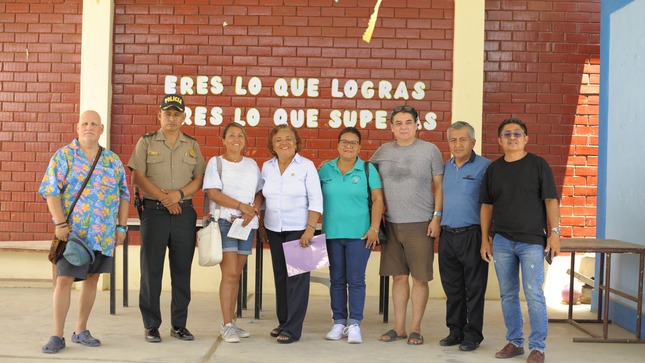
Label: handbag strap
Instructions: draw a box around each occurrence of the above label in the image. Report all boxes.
[365,161,372,213]
[203,156,223,219]
[65,147,103,223]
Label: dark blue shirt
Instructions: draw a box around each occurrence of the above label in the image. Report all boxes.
[442,152,490,228]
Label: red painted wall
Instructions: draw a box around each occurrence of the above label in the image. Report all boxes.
[0,0,599,242]
[483,0,600,237]
[0,0,83,240]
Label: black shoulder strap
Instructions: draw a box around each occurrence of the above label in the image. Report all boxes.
[365,161,372,211]
[66,147,103,223]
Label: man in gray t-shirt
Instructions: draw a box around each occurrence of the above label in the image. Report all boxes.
[371,105,444,345]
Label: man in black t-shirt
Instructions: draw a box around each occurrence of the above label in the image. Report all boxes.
[479,118,560,363]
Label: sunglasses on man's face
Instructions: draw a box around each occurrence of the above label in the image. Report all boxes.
[500,131,525,139]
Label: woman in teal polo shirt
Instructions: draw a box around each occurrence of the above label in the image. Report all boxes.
[318,127,384,344]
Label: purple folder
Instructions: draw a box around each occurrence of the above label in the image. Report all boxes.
[282,234,329,277]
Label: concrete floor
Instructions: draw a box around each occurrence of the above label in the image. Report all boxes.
[0,286,643,363]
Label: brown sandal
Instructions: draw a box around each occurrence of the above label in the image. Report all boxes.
[270,327,282,337]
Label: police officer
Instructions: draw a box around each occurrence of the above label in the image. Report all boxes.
[128,94,206,343]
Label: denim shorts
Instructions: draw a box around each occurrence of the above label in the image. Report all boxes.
[218,219,255,255]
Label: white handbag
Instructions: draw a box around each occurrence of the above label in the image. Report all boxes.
[198,156,223,266]
[197,210,223,266]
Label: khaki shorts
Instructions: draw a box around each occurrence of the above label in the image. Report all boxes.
[379,221,434,282]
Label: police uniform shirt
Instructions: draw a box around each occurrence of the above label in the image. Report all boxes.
[128,131,206,200]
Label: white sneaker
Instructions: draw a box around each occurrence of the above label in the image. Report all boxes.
[325,324,346,340]
[220,323,240,343]
[231,322,250,338]
[346,324,362,344]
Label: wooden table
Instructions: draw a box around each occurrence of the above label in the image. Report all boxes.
[549,238,645,343]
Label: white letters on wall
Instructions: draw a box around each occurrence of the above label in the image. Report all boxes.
[165,75,437,130]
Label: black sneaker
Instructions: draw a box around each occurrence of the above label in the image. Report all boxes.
[145,328,162,343]
[170,327,194,341]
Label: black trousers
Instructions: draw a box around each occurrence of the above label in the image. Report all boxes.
[139,199,197,329]
[438,227,488,344]
[266,229,311,340]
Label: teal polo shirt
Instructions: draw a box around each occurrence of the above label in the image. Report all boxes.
[319,157,383,239]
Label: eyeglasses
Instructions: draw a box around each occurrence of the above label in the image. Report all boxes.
[391,105,418,122]
[393,105,416,113]
[501,131,525,139]
[339,140,360,148]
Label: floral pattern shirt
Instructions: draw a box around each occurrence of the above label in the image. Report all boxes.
[38,138,130,257]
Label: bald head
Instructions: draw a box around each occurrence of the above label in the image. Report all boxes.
[80,110,102,124]
[77,110,104,147]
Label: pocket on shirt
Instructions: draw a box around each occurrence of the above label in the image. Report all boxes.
[182,154,197,166]
[147,154,163,165]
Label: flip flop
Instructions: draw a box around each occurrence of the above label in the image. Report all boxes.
[379,329,407,342]
[407,332,424,345]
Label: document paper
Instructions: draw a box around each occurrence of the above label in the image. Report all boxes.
[282,234,329,277]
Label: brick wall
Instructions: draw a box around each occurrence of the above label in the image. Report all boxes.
[483,0,600,237]
[0,0,82,241]
[110,0,455,245]
[0,0,599,242]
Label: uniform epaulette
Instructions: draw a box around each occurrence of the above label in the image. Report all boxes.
[142,131,158,138]
[183,133,196,141]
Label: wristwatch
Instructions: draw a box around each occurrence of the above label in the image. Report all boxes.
[550,227,561,235]
[433,211,443,218]
[116,225,128,233]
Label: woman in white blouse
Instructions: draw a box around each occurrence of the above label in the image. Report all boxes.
[203,123,263,343]
[259,124,323,344]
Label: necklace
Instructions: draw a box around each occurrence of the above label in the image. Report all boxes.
[224,154,243,163]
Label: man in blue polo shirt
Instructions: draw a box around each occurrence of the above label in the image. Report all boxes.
[438,121,491,352]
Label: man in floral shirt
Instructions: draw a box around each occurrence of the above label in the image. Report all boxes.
[39,110,130,354]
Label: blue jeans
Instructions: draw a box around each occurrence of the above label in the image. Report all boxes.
[493,234,548,352]
[326,238,372,326]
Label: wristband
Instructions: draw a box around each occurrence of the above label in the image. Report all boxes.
[55,221,67,227]
[116,225,128,233]
[433,211,443,218]
[55,224,68,229]
[306,224,316,231]
[237,201,241,210]
[369,227,379,234]
[179,189,185,200]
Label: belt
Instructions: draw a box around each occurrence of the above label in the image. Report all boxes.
[221,216,241,223]
[143,198,193,209]
[441,225,480,234]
